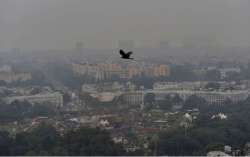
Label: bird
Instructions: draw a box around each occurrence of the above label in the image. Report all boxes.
[119,49,134,60]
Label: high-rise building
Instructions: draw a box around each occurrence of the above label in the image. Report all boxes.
[75,41,84,59]
[158,64,170,76]
[145,64,170,77]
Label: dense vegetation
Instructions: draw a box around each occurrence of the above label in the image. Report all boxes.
[156,97,250,155]
[0,100,55,122]
[0,124,125,156]
[2,88,250,156]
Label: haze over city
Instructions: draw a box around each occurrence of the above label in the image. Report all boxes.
[2,0,250,156]
[0,0,250,50]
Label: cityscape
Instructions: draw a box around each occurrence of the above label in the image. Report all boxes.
[1,44,250,156]
[1,0,250,156]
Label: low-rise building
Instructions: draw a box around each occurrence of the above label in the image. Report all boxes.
[145,89,249,105]
[0,72,32,83]
[122,91,144,105]
[4,92,63,107]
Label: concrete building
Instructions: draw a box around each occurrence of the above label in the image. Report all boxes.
[207,151,231,157]
[154,64,170,77]
[73,62,171,81]
[127,66,141,79]
[153,82,207,91]
[4,92,63,107]
[145,89,249,105]
[219,67,241,79]
[0,72,32,83]
[122,91,144,105]
[0,65,12,73]
[72,63,105,81]
[144,64,170,77]
[0,65,32,83]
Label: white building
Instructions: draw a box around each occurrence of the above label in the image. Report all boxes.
[207,151,231,157]
[0,65,12,73]
[4,92,63,107]
[122,91,144,105]
[145,89,249,105]
[219,68,241,79]
[153,81,207,91]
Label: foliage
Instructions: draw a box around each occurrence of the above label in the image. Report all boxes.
[204,69,221,81]
[205,82,220,90]
[183,95,207,110]
[144,93,156,110]
[0,124,125,156]
[0,100,55,122]
[167,65,197,81]
[157,98,250,155]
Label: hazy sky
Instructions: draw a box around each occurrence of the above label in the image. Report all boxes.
[0,0,249,50]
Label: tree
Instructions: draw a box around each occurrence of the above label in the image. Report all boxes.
[168,65,197,81]
[184,95,207,110]
[0,131,12,155]
[158,95,173,110]
[11,123,61,155]
[172,94,183,105]
[63,93,71,104]
[62,127,124,156]
[131,75,154,89]
[205,82,220,90]
[144,93,156,104]
[205,69,221,81]
[158,131,201,155]
[144,93,156,110]
[224,71,242,81]
[0,80,6,86]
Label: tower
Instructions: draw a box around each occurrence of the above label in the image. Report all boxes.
[75,41,84,59]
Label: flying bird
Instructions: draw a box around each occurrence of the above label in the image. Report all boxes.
[119,49,134,60]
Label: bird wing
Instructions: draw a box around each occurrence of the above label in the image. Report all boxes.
[127,51,133,56]
[119,49,126,56]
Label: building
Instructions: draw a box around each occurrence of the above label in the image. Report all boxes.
[145,89,249,105]
[73,62,171,81]
[72,63,105,81]
[122,91,144,105]
[207,151,231,157]
[4,92,63,107]
[0,72,32,83]
[0,65,32,83]
[219,67,241,79]
[0,65,12,73]
[154,64,170,77]
[153,81,207,91]
[144,64,170,77]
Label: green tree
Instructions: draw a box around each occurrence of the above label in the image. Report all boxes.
[144,93,156,110]
[205,82,220,90]
[205,69,221,81]
[62,127,124,156]
[184,95,207,110]
[0,131,12,155]
[11,123,60,155]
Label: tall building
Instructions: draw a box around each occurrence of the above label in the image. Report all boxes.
[144,64,170,77]
[75,41,84,59]
[128,68,139,79]
[157,64,170,76]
